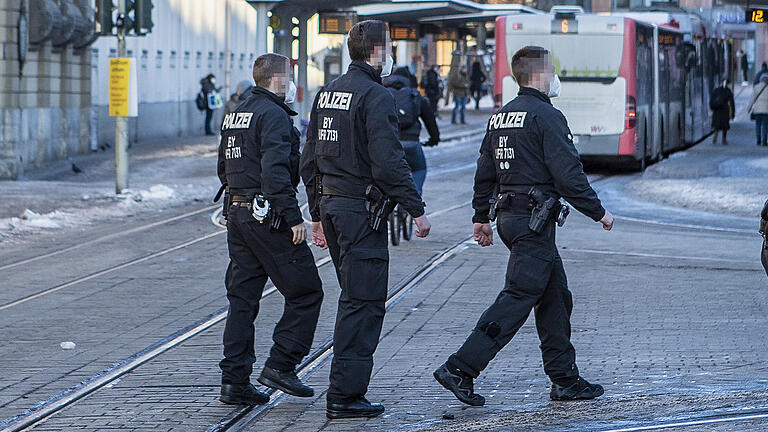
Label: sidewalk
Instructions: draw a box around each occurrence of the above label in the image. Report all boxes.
[625,85,768,217]
[0,133,222,242]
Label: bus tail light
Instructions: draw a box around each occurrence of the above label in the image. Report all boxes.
[625,95,637,129]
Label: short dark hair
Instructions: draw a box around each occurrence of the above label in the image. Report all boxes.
[252,53,289,88]
[347,20,388,62]
[510,46,550,86]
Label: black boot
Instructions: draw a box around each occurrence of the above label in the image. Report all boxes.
[433,363,485,406]
[550,377,604,401]
[220,383,270,405]
[257,366,314,397]
[326,397,385,419]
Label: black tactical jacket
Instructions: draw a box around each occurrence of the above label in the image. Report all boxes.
[473,87,605,223]
[301,61,425,221]
[217,86,303,227]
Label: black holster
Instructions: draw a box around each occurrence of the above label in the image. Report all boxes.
[214,183,230,220]
[528,187,562,234]
[365,185,395,232]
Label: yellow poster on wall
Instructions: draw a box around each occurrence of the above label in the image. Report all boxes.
[109,58,138,117]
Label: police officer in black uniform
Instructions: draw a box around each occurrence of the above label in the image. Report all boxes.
[433,46,614,406]
[217,53,323,405]
[301,20,432,419]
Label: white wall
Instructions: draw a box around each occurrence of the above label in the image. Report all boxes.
[91,0,266,140]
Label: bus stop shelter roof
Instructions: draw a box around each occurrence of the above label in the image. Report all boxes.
[246,0,391,14]
[354,0,541,24]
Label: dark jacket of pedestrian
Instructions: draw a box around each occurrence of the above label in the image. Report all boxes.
[469,61,486,92]
[383,68,440,145]
[710,84,734,131]
[755,63,768,85]
[422,67,442,99]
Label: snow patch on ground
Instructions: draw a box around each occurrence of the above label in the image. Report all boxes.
[0,184,187,235]
[625,177,767,217]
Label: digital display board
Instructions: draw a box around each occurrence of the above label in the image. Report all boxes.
[434,29,458,41]
[318,12,357,34]
[747,8,768,23]
[551,18,578,33]
[391,25,419,41]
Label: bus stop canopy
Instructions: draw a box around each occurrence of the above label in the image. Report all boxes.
[355,0,540,24]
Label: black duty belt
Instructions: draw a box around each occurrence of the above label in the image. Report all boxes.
[231,193,258,208]
[321,185,366,200]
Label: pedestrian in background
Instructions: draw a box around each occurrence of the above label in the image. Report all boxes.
[384,66,440,195]
[748,74,768,146]
[201,74,222,135]
[470,61,486,110]
[741,51,750,85]
[422,65,443,118]
[710,79,734,146]
[450,65,470,124]
[755,62,768,85]
[222,80,253,122]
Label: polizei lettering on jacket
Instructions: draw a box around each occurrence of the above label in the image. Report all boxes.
[221,112,254,130]
[316,91,353,111]
[488,111,527,131]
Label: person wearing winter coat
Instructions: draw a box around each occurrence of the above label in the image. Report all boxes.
[201,74,222,135]
[710,80,734,145]
[449,66,470,124]
[222,80,254,121]
[469,61,486,110]
[748,75,768,146]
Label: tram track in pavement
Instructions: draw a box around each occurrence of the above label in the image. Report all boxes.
[0,198,475,432]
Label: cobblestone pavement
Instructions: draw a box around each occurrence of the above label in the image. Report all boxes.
[2,105,767,431]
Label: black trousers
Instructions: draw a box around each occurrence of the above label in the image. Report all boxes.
[448,207,579,386]
[220,206,323,385]
[205,109,214,134]
[319,196,389,403]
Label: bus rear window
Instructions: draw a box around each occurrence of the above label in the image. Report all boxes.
[506,34,624,79]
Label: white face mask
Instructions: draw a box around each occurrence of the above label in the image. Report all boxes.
[284,81,297,104]
[210,78,216,84]
[548,74,561,98]
[381,55,394,77]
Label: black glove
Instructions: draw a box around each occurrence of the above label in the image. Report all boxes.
[423,138,439,147]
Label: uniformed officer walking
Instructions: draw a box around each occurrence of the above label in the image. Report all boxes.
[433,46,614,406]
[300,20,432,419]
[217,53,323,406]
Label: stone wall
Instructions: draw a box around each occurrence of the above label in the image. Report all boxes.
[0,0,92,179]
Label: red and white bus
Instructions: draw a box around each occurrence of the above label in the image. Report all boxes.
[494,10,722,167]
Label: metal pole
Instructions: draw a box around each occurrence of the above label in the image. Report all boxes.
[115,0,129,194]
[224,0,232,95]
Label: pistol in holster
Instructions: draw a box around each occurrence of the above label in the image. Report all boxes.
[489,196,500,222]
[528,187,570,234]
[365,185,395,232]
[214,183,230,220]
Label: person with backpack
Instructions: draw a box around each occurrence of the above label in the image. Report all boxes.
[200,74,222,135]
[710,79,734,146]
[421,65,443,119]
[748,74,768,146]
[384,66,440,195]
